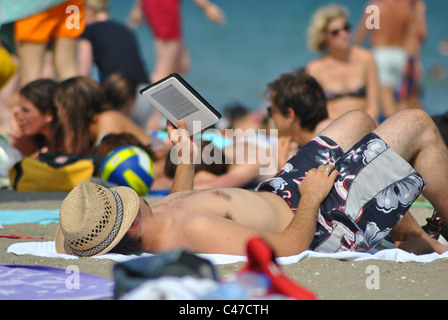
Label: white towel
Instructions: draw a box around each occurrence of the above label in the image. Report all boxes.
[7,241,149,262]
[7,241,448,265]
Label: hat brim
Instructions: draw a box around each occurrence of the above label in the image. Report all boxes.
[55,185,140,256]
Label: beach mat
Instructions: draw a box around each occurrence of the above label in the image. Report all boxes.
[7,241,448,264]
[0,264,113,300]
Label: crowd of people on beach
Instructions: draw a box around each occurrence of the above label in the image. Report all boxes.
[2,0,448,259]
[0,0,435,186]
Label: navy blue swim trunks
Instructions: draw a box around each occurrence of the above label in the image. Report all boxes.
[256,133,426,253]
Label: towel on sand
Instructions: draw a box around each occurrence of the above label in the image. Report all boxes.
[0,264,113,300]
[7,241,142,263]
[7,241,448,265]
[0,209,59,225]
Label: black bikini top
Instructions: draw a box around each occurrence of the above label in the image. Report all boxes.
[325,85,367,100]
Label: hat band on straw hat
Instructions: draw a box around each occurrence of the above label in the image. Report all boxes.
[65,189,124,257]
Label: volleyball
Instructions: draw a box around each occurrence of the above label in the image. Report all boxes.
[101,146,155,196]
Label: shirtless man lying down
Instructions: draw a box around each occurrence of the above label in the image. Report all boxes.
[55,109,448,257]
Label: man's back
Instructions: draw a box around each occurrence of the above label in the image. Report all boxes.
[370,0,413,47]
[81,20,148,83]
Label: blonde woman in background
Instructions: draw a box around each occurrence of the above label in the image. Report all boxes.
[306,4,380,123]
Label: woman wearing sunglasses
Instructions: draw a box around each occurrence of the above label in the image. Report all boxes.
[306,4,380,123]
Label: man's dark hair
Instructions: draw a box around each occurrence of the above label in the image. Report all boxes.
[265,68,328,132]
[109,233,143,255]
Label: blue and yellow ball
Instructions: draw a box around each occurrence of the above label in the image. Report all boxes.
[101,146,155,196]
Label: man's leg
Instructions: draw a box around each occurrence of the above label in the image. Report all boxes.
[391,212,447,254]
[16,42,46,86]
[146,39,189,130]
[52,37,79,81]
[373,109,448,224]
[316,110,377,152]
[319,109,447,254]
[177,42,191,75]
[150,39,184,83]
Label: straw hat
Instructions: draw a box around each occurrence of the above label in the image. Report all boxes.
[55,181,139,257]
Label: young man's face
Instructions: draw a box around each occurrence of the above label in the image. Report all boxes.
[269,103,294,138]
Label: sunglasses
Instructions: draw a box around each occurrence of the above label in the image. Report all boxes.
[329,23,351,36]
[267,106,273,117]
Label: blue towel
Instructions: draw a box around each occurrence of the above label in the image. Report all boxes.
[0,209,59,225]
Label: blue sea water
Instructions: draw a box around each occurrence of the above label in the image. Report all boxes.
[109,0,448,116]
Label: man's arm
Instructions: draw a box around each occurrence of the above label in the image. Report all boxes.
[353,1,374,46]
[414,1,427,44]
[265,164,338,255]
[126,0,143,28]
[167,120,197,193]
[194,163,259,189]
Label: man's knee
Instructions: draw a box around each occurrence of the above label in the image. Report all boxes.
[393,108,430,122]
[341,110,376,131]
[395,109,439,136]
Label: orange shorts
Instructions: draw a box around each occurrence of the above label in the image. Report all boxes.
[14,0,86,43]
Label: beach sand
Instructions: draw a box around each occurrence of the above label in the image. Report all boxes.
[1,190,448,300]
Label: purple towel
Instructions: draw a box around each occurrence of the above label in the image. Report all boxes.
[0,265,113,300]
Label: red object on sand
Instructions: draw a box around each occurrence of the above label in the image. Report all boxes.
[240,237,319,300]
[0,234,43,239]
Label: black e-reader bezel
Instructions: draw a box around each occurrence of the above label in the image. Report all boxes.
[139,73,221,135]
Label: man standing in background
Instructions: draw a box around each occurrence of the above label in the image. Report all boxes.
[355,0,413,119]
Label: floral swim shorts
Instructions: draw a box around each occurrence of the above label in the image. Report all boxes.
[256,133,426,253]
